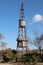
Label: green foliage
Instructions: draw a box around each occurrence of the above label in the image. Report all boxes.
[20,54,29,62]
[20,54,40,63]
[32,54,40,63]
[21,55,27,62]
[28,55,33,62]
[3,48,15,61]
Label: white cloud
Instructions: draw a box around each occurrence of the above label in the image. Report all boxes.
[28,14,43,26]
[32,14,43,22]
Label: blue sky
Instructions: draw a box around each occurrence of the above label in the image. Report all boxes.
[0,0,43,50]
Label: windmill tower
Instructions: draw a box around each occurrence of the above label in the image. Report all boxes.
[17,3,28,54]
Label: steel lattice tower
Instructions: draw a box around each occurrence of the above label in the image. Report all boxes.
[17,3,28,54]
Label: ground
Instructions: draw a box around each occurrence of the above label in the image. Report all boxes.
[0,62,43,65]
[0,63,13,65]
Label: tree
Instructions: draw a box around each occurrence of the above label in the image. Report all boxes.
[3,48,15,62]
[29,35,43,62]
[0,33,4,39]
[0,42,7,50]
[32,54,40,63]
[0,33,6,50]
[0,33,7,61]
